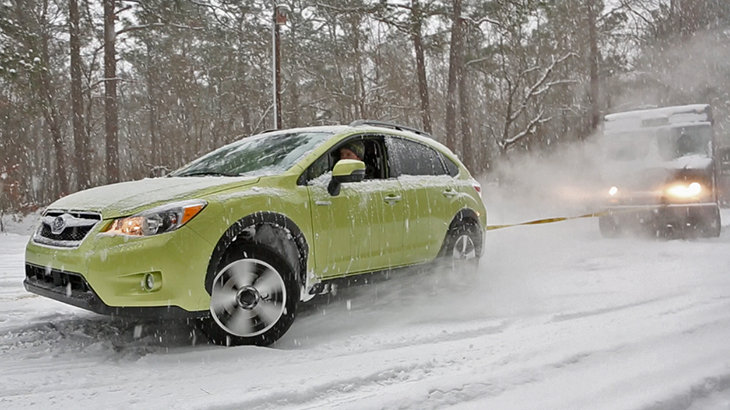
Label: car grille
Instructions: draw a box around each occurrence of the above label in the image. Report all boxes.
[32,210,102,248]
[25,263,91,293]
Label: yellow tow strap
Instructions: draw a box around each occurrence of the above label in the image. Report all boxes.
[487,211,609,231]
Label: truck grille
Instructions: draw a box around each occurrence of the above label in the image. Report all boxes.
[32,210,102,248]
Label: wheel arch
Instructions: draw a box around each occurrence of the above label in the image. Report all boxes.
[439,208,484,258]
[204,212,309,295]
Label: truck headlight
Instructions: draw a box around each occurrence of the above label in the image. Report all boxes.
[665,182,703,199]
[103,199,207,236]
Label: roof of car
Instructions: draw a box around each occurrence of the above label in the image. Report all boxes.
[255,121,459,165]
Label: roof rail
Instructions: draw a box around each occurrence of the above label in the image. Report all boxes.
[349,119,432,138]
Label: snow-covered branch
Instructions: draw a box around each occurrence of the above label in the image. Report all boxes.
[500,109,551,149]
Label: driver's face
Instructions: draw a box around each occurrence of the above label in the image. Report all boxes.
[339,148,360,161]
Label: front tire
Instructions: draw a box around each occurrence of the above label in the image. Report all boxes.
[201,243,298,346]
[700,206,722,238]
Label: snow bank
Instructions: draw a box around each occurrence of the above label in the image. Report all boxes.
[0,211,40,235]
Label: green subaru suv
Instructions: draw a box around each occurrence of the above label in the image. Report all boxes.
[25,121,487,346]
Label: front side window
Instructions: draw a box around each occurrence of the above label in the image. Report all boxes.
[387,137,447,177]
[300,135,388,184]
[171,131,333,177]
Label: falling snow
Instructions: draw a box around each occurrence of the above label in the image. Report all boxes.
[2,198,729,409]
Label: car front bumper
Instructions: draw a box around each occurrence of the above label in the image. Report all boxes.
[24,223,215,316]
[603,202,719,231]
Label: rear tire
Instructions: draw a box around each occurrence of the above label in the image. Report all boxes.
[200,243,298,346]
[441,222,481,276]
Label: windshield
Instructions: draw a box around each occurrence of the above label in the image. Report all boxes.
[656,125,711,160]
[602,131,653,161]
[170,131,333,177]
[602,124,712,162]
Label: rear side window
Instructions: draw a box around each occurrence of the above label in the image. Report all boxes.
[387,137,447,177]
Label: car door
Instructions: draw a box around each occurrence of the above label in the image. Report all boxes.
[304,135,405,278]
[386,136,461,264]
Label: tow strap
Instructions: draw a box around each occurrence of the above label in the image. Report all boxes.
[487,211,609,231]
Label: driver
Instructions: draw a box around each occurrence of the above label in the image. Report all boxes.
[338,141,364,161]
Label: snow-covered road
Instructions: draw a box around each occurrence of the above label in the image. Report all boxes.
[2,210,730,409]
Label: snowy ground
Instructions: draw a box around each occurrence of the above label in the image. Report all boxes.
[2,203,730,409]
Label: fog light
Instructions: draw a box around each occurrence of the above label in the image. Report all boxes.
[143,273,155,291]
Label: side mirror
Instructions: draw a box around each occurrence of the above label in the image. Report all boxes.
[328,159,366,196]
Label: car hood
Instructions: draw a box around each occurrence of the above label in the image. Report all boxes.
[47,176,260,218]
[663,154,713,171]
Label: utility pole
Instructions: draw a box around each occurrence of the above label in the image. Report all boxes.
[272,4,289,130]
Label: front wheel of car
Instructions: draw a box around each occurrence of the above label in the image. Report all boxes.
[200,243,298,346]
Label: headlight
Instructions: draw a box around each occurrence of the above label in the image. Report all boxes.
[103,199,207,236]
[665,182,703,199]
[608,186,619,196]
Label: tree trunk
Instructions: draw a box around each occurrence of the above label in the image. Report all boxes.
[352,15,366,120]
[288,18,301,127]
[445,0,463,154]
[144,40,158,168]
[587,0,600,134]
[39,25,68,197]
[70,0,90,190]
[458,55,474,172]
[273,6,283,129]
[104,0,120,183]
[411,0,432,134]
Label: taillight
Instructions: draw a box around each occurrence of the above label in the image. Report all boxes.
[473,182,482,198]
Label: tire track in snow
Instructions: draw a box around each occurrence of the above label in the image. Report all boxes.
[208,361,441,410]
[642,372,730,410]
[548,293,686,322]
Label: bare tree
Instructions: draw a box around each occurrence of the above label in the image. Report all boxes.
[103,0,119,183]
[410,0,432,133]
[587,0,600,133]
[70,0,90,189]
[445,0,464,154]
[493,53,576,154]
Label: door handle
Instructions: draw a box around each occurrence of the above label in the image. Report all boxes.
[384,195,402,204]
[315,200,332,206]
[442,189,458,198]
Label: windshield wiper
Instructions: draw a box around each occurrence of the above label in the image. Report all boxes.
[174,171,239,177]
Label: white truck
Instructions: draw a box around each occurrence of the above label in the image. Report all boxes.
[598,104,721,238]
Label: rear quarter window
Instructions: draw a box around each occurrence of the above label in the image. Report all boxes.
[440,153,459,177]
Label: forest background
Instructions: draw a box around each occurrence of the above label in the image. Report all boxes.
[1,0,729,212]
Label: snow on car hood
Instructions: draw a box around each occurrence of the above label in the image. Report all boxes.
[47,176,259,218]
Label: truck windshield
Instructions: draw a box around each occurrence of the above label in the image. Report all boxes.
[602,132,653,161]
[656,125,711,160]
[603,124,711,162]
[170,131,333,177]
